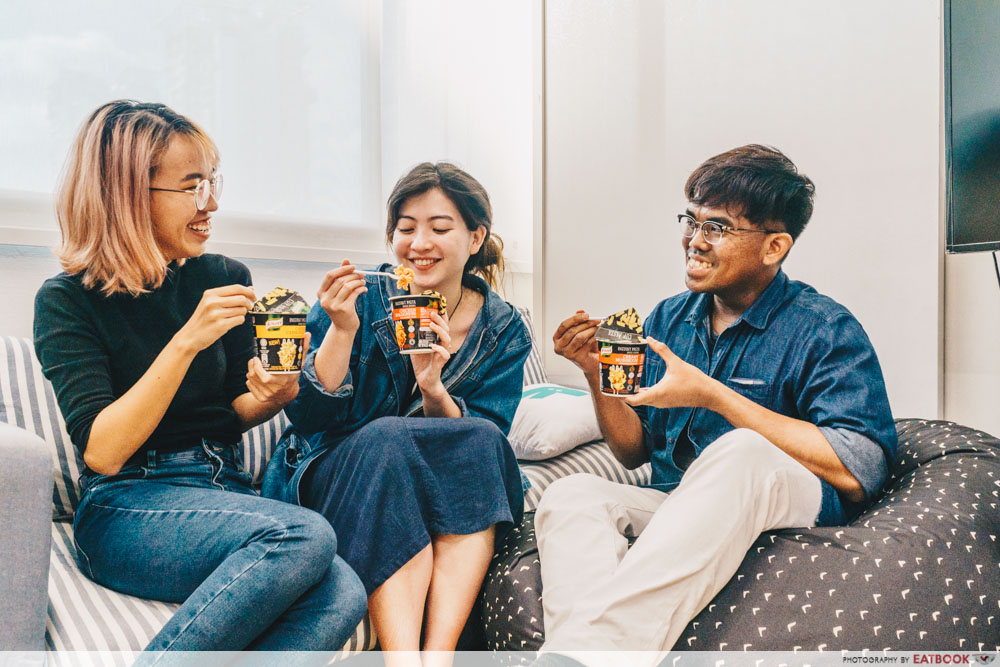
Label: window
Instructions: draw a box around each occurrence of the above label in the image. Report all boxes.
[0,0,537,269]
[0,0,384,260]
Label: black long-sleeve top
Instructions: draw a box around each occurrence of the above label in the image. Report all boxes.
[33,254,255,466]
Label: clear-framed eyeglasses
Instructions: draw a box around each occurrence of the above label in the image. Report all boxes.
[677,213,771,245]
[150,174,223,211]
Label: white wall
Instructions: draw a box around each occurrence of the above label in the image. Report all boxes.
[542,0,943,420]
[381,0,535,272]
[944,253,1000,436]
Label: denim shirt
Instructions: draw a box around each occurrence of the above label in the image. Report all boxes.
[632,270,897,526]
[262,265,533,504]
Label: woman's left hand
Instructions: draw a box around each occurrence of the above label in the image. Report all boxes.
[245,333,311,406]
[410,310,452,399]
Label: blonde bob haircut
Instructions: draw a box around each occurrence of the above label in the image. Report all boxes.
[56,100,218,296]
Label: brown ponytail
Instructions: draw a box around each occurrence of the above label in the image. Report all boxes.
[386,161,506,290]
[465,232,506,292]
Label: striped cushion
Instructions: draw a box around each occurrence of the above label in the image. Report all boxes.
[0,336,290,518]
[1,336,82,520]
[46,520,373,655]
[240,411,289,485]
[514,307,547,386]
[47,521,175,654]
[520,440,651,512]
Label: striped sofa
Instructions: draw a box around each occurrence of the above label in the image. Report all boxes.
[0,308,650,657]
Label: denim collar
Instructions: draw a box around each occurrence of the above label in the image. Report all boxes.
[683,269,789,332]
[370,263,518,415]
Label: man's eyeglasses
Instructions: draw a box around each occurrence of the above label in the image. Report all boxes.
[677,214,771,245]
[150,174,223,211]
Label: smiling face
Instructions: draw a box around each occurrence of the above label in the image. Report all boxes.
[682,204,789,308]
[148,135,218,262]
[391,187,486,293]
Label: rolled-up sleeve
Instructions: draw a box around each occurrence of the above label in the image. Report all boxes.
[796,314,898,502]
[818,426,889,502]
[301,350,354,400]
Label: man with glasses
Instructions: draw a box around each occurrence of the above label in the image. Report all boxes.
[537,145,896,659]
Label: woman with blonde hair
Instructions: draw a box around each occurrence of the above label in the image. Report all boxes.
[264,162,532,660]
[34,100,366,652]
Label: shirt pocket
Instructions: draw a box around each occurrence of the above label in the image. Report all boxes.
[725,374,774,406]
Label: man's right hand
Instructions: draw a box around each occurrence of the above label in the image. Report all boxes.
[318,259,367,333]
[553,310,602,377]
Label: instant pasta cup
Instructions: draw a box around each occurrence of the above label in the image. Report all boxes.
[389,294,441,355]
[251,312,308,373]
[596,331,646,396]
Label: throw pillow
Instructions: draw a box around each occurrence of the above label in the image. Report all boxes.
[509,383,601,460]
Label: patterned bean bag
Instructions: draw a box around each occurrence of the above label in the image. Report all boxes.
[482,419,1000,652]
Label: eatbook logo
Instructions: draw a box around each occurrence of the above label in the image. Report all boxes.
[975,657,996,665]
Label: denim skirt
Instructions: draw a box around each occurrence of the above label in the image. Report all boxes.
[300,415,524,595]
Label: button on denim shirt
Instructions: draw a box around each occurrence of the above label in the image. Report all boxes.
[632,271,897,526]
[262,266,533,505]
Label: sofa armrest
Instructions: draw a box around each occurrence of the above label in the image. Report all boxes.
[0,422,53,651]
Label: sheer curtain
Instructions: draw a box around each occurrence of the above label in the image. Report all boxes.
[0,0,536,268]
[0,0,382,259]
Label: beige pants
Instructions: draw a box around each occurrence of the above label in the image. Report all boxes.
[535,428,824,655]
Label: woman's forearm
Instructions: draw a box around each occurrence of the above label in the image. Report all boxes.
[232,392,287,431]
[420,384,462,418]
[83,334,199,475]
[312,327,357,392]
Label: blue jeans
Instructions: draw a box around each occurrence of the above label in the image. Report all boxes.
[73,441,367,652]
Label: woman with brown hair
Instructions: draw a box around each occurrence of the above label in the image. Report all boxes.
[33,100,367,653]
[264,162,532,659]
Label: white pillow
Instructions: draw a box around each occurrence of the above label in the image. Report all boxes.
[508,383,602,461]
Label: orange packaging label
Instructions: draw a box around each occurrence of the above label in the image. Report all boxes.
[600,352,644,366]
[393,306,432,323]
[393,307,417,320]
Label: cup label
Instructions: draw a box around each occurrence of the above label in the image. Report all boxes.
[599,343,646,396]
[251,312,307,372]
[389,296,439,354]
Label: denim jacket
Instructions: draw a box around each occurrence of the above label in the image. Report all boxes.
[632,270,897,526]
[262,265,532,504]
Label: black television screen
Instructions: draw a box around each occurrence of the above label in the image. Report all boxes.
[946,0,1000,253]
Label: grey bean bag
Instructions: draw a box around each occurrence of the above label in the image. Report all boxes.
[482,419,1000,652]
